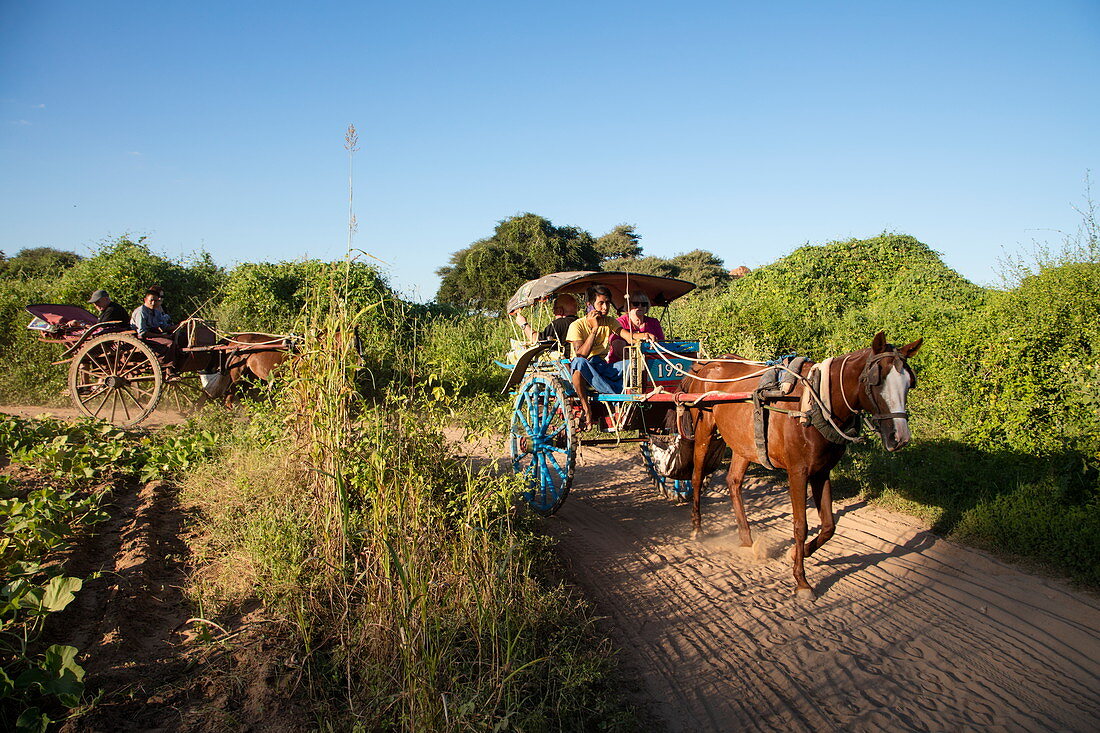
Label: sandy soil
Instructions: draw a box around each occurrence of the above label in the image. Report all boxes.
[0,404,188,429]
[517,441,1100,732]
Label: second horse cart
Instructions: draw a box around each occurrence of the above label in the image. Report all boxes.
[26,304,291,427]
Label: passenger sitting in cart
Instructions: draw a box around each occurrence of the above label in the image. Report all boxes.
[131,286,173,336]
[568,284,656,430]
[131,286,178,364]
[513,294,578,356]
[608,291,664,364]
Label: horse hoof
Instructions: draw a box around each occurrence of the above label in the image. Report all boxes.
[691,528,701,541]
[795,587,816,602]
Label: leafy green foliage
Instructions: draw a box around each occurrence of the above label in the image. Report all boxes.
[0,248,82,280]
[605,248,732,293]
[0,470,101,728]
[52,237,225,321]
[938,262,1100,455]
[594,224,643,261]
[417,311,514,397]
[213,259,391,331]
[0,414,221,486]
[0,413,225,726]
[436,213,601,309]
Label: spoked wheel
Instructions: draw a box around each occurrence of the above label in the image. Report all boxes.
[67,334,164,427]
[640,441,694,503]
[160,373,209,417]
[510,375,576,516]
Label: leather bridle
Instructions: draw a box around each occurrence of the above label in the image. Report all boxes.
[859,350,916,424]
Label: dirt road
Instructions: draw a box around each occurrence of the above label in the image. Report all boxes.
[543,443,1100,731]
[0,404,187,428]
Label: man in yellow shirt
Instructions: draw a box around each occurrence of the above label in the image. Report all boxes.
[568,284,656,430]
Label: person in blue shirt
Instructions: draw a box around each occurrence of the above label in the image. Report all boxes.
[131,286,173,337]
[130,285,179,367]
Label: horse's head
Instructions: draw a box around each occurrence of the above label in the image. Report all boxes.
[859,332,922,451]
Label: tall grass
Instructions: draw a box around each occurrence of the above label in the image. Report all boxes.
[181,271,634,728]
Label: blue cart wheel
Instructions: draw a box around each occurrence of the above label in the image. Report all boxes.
[639,441,694,503]
[511,375,576,516]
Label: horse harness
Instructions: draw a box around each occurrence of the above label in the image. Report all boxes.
[752,356,809,470]
[752,348,916,468]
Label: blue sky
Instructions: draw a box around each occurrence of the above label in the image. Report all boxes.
[2,1,1098,300]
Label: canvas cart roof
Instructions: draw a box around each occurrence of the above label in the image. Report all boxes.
[505,271,696,313]
[26,304,97,326]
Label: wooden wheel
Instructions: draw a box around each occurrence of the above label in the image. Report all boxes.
[67,334,164,427]
[160,373,209,416]
[510,375,577,516]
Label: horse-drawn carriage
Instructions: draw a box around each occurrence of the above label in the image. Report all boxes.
[501,271,922,596]
[500,271,756,514]
[25,304,292,427]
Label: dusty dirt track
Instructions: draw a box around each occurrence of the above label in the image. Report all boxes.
[533,442,1100,731]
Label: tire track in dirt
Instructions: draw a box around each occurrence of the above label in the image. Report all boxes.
[543,445,1100,732]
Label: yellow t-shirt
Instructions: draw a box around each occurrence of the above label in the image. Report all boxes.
[565,315,620,358]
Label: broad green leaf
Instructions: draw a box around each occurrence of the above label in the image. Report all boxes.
[16,707,50,733]
[39,575,83,612]
[42,644,86,707]
[0,665,13,696]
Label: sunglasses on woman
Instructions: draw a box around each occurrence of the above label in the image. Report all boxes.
[630,301,649,308]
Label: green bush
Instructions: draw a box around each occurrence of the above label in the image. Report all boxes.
[941,262,1100,455]
[673,232,983,359]
[418,310,514,397]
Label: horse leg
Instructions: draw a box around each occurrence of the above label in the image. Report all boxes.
[787,469,815,598]
[805,471,835,557]
[726,454,752,547]
[690,411,716,540]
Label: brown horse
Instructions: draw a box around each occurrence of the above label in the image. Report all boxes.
[219,333,297,405]
[217,330,365,406]
[682,332,922,599]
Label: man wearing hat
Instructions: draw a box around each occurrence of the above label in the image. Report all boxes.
[88,289,129,324]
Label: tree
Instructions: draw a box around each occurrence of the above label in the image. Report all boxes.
[669,250,730,291]
[595,224,642,262]
[601,254,679,278]
[0,247,83,279]
[54,236,224,315]
[602,249,731,293]
[435,213,600,309]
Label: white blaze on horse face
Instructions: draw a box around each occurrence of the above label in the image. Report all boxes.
[881,363,912,448]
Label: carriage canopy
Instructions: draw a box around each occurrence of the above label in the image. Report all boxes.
[505,271,696,314]
[26,304,97,327]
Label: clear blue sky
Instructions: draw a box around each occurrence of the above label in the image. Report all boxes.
[2,1,1098,300]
